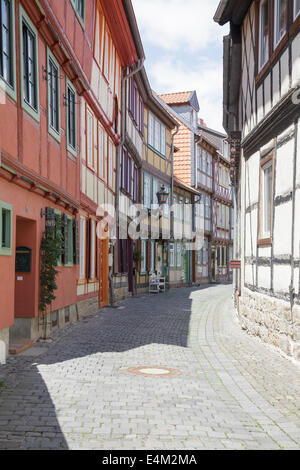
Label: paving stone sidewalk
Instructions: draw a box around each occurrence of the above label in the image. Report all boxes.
[0,284,299,450]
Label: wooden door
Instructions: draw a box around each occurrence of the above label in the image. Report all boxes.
[99,238,109,308]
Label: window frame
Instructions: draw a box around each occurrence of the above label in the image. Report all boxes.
[258,153,274,246]
[141,240,147,274]
[176,243,182,268]
[274,0,287,49]
[147,110,167,158]
[0,0,16,101]
[64,215,74,268]
[258,0,270,72]
[66,77,77,157]
[19,6,39,121]
[86,106,94,170]
[169,243,175,268]
[47,48,60,142]
[70,0,85,29]
[0,200,12,256]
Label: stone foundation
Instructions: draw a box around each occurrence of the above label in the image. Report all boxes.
[113,274,130,301]
[8,296,99,351]
[239,288,300,360]
[0,328,9,360]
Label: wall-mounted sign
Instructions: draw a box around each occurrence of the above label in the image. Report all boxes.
[16,247,32,273]
[230,260,241,270]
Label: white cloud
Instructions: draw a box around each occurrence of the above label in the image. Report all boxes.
[150,56,224,132]
[132,0,224,53]
[131,0,228,132]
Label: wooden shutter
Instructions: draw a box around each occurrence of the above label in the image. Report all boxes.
[73,218,79,265]
[62,214,68,264]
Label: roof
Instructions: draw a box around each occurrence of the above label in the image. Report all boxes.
[214,0,252,26]
[159,90,200,112]
[174,177,202,196]
[199,125,227,152]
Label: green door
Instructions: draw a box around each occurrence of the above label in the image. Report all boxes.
[182,244,190,283]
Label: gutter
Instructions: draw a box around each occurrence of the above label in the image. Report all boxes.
[170,124,179,239]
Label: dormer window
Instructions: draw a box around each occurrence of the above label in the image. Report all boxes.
[274,0,287,48]
[259,0,269,71]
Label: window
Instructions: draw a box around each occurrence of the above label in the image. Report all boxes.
[205,196,210,219]
[66,79,77,155]
[150,241,155,273]
[259,156,273,241]
[20,7,39,120]
[0,0,16,97]
[141,240,147,273]
[79,217,86,279]
[0,201,12,256]
[176,243,182,267]
[108,139,113,188]
[98,124,104,178]
[144,173,152,209]
[63,215,74,267]
[86,108,94,168]
[259,0,269,71]
[90,220,96,279]
[274,0,287,48]
[47,49,60,140]
[169,243,175,267]
[294,0,300,20]
[70,0,85,27]
[128,77,144,135]
[148,111,166,157]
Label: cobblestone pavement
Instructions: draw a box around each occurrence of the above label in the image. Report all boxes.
[0,284,299,450]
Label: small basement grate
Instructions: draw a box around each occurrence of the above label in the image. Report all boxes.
[127,366,181,377]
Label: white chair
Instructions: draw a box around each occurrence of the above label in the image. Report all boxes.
[149,274,160,294]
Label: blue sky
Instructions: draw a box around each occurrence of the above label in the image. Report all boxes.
[131,0,229,132]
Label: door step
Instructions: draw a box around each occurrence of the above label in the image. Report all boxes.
[9,339,35,355]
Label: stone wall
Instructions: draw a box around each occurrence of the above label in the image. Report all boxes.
[113,274,130,302]
[239,288,300,360]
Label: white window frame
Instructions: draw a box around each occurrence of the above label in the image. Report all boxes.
[169,243,175,267]
[86,109,93,168]
[98,124,104,178]
[259,0,269,71]
[261,159,273,239]
[274,0,287,49]
[176,243,182,267]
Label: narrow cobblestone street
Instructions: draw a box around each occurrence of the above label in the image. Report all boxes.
[0,284,299,450]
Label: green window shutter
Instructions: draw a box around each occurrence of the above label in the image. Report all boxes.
[54,211,62,265]
[62,213,68,265]
[73,218,79,265]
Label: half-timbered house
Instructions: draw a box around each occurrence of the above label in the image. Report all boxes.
[215,0,300,359]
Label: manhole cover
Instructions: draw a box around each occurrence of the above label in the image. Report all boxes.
[127,366,181,377]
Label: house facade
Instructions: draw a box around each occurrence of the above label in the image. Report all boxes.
[215,0,300,359]
[0,0,139,356]
[158,91,233,285]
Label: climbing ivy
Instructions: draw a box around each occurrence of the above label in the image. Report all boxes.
[39,214,63,313]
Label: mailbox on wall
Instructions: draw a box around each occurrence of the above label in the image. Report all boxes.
[15,247,32,273]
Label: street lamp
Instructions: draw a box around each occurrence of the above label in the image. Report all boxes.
[156,185,169,206]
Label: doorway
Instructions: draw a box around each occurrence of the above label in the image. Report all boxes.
[211,249,216,282]
[98,238,109,308]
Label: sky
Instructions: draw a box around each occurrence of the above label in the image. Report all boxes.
[131,0,229,132]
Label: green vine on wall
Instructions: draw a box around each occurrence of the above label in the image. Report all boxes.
[39,215,63,313]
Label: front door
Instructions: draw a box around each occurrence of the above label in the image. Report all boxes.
[156,244,163,275]
[99,238,109,308]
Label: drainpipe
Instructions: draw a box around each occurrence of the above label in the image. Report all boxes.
[170,125,179,240]
[110,59,145,305]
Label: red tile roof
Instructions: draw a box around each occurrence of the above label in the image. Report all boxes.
[159,91,193,106]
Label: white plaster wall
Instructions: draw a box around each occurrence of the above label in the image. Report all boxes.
[87,170,94,201]
[257,266,271,289]
[297,119,300,186]
[292,32,300,88]
[264,74,271,116]
[245,210,258,257]
[280,50,289,97]
[245,263,256,286]
[257,85,264,122]
[273,264,291,293]
[245,152,259,206]
[272,62,280,106]
[81,165,86,195]
[273,202,292,256]
[275,138,294,197]
[258,246,271,257]
[294,188,300,259]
